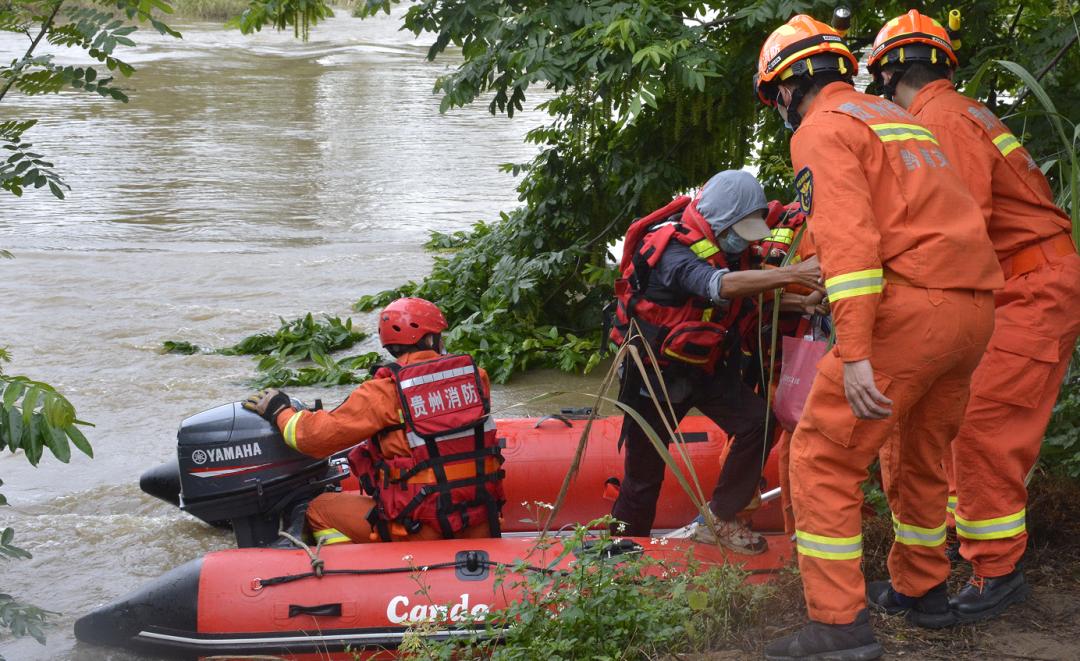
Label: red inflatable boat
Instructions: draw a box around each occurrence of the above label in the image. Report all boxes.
[77,404,792,658]
[74,534,794,658]
[137,404,786,540]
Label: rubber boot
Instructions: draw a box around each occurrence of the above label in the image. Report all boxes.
[866,580,956,629]
[950,570,1030,624]
[270,499,310,549]
[764,608,883,661]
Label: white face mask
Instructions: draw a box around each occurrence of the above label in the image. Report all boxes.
[719,230,749,254]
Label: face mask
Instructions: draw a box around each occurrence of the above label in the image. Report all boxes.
[719,230,749,254]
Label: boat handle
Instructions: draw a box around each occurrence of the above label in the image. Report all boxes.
[533,414,573,429]
[288,603,343,618]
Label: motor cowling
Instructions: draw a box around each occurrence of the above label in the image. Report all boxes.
[177,402,344,547]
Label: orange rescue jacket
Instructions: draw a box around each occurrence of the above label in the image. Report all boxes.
[274,350,493,461]
[790,82,1003,362]
[908,80,1072,261]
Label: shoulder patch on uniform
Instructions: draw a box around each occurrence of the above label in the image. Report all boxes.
[793,167,813,215]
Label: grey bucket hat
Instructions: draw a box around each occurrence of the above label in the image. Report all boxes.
[695,170,771,241]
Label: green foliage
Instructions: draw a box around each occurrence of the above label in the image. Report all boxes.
[0,120,66,198]
[250,351,380,388]
[281,2,1068,382]
[1040,341,1080,477]
[221,313,366,360]
[161,339,200,355]
[164,315,378,388]
[228,0,334,41]
[399,518,772,660]
[0,593,55,647]
[0,522,32,561]
[0,0,179,200]
[0,376,94,467]
[0,357,92,652]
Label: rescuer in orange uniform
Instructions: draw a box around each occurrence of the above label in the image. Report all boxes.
[243,298,502,545]
[869,10,1080,623]
[755,16,1003,660]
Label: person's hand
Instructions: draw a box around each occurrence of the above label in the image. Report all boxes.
[801,289,830,316]
[785,256,826,294]
[242,388,292,422]
[842,360,892,419]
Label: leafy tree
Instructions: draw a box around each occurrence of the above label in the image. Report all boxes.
[1,0,177,652]
[234,0,1080,383]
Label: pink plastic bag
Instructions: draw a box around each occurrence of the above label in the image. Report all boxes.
[774,335,829,432]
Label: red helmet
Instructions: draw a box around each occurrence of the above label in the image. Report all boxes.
[378,297,448,347]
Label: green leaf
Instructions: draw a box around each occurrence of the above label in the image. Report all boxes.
[65,425,93,458]
[45,427,71,463]
[687,590,708,611]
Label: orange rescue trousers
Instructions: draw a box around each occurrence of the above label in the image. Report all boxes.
[791,284,993,624]
[945,249,1080,577]
[306,491,492,545]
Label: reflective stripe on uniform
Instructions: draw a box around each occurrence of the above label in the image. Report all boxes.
[825,268,884,302]
[689,238,720,259]
[406,415,497,449]
[870,122,939,145]
[282,410,305,450]
[313,528,351,545]
[769,228,795,245]
[892,514,947,547]
[398,364,476,390]
[947,496,958,515]
[993,132,1022,158]
[795,530,862,560]
[955,508,1026,540]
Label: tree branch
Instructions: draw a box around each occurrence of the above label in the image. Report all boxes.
[1007,31,1079,114]
[0,0,65,105]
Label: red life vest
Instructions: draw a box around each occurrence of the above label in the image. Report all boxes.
[610,195,745,373]
[349,353,504,539]
[752,201,807,265]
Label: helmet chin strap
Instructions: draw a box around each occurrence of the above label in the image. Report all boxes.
[881,67,905,102]
[781,84,808,131]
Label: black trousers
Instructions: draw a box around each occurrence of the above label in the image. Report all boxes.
[611,377,775,536]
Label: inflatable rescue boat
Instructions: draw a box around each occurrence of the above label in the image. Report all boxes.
[74,402,792,657]
[138,402,786,544]
[74,534,794,658]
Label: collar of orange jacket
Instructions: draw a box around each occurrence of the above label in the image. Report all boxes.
[906,78,955,117]
[393,349,442,367]
[802,80,856,120]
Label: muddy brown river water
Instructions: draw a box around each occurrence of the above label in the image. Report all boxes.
[0,9,604,659]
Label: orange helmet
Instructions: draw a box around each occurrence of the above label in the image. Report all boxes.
[755,15,858,107]
[378,297,448,347]
[868,10,957,85]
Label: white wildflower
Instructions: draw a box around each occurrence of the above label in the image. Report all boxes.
[402,554,414,562]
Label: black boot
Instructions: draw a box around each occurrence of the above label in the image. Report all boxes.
[950,570,1030,623]
[270,499,310,549]
[866,580,956,629]
[764,609,883,661]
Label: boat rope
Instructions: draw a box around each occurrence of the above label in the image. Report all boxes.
[253,558,553,590]
[277,530,326,577]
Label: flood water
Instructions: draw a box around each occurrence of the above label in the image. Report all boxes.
[0,9,604,659]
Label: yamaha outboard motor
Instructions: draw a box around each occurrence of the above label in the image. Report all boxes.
[176,402,346,547]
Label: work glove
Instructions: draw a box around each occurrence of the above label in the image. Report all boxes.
[242,388,292,423]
